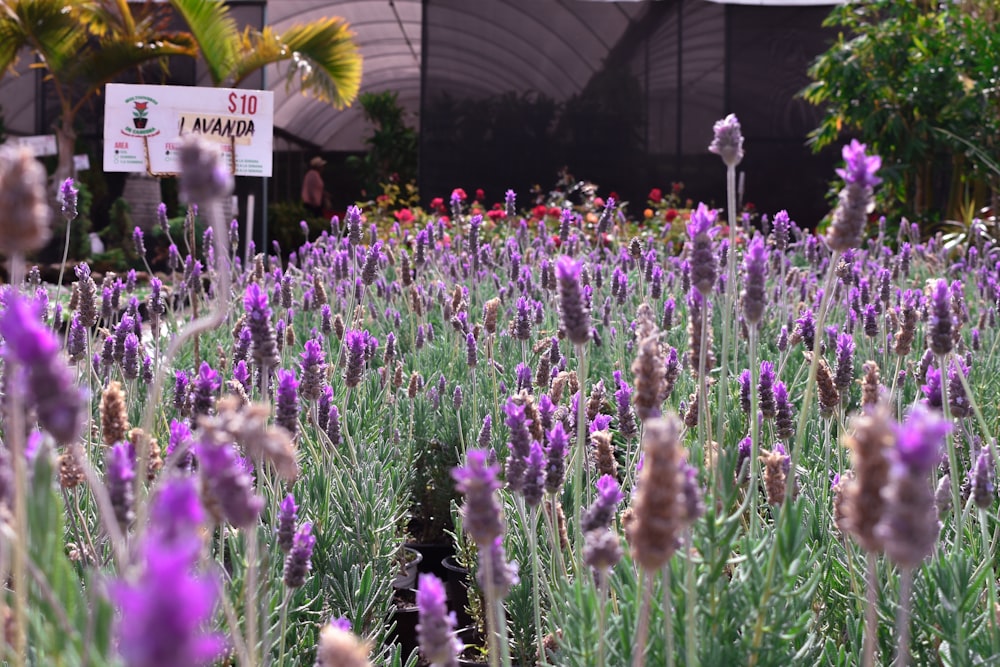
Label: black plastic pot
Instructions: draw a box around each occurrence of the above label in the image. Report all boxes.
[386,588,419,659]
[406,541,453,578]
[442,555,473,629]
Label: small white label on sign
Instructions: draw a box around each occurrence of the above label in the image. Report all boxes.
[5,135,58,156]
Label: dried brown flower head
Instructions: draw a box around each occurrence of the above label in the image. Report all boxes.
[101,381,130,446]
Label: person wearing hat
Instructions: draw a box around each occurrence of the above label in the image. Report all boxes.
[302,156,328,217]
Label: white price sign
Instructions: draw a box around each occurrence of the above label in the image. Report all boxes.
[103,83,274,177]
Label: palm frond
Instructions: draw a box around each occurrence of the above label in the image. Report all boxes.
[62,35,197,92]
[168,0,238,86]
[0,13,28,75]
[6,0,88,79]
[233,17,362,109]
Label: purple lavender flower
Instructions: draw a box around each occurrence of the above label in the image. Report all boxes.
[67,314,87,362]
[196,437,264,529]
[774,380,795,441]
[122,332,140,380]
[60,177,78,221]
[504,398,533,492]
[110,535,223,667]
[344,330,366,388]
[453,450,504,546]
[476,537,519,598]
[928,279,953,356]
[834,333,855,392]
[191,362,221,417]
[709,113,744,167]
[416,573,463,667]
[544,422,568,494]
[879,404,948,568]
[465,332,478,368]
[971,451,995,509]
[166,419,195,471]
[836,139,882,188]
[148,476,205,546]
[107,443,135,529]
[895,404,950,474]
[243,283,280,370]
[233,360,251,395]
[299,339,327,402]
[581,474,625,533]
[326,404,342,447]
[687,203,719,296]
[921,366,943,409]
[361,241,383,286]
[132,226,147,257]
[178,134,233,203]
[736,436,752,484]
[556,255,591,346]
[521,441,546,508]
[738,369,752,415]
[275,369,300,437]
[283,522,316,588]
[0,295,84,445]
[277,493,299,554]
[827,140,881,252]
[758,361,777,419]
[742,233,768,324]
[477,414,492,450]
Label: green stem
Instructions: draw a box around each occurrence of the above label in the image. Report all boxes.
[572,343,590,567]
[981,509,999,655]
[893,567,913,667]
[749,326,761,539]
[664,563,675,667]
[684,529,698,667]
[277,587,293,667]
[862,551,878,667]
[713,165,739,489]
[938,354,962,551]
[527,507,546,666]
[632,570,653,667]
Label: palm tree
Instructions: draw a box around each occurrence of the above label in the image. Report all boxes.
[0,0,362,181]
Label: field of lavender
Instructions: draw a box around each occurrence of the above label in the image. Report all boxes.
[0,117,997,667]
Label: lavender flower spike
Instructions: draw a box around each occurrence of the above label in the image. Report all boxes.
[826,140,881,252]
[452,450,504,546]
[742,233,768,324]
[581,474,625,533]
[283,521,316,588]
[417,574,463,667]
[0,294,84,445]
[555,255,591,346]
[111,482,223,667]
[277,494,298,553]
[708,114,744,168]
[878,404,950,569]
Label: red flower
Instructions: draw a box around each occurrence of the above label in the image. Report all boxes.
[593,197,605,208]
[672,182,684,194]
[665,208,678,222]
[487,209,504,222]
[531,205,547,220]
[648,188,663,204]
[451,188,467,201]
[394,208,414,223]
[551,234,562,247]
[134,102,148,111]
[429,197,445,212]
[475,188,485,202]
[547,207,561,218]
[608,192,619,201]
